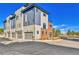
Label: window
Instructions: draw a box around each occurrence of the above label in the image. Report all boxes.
[43,13,46,16]
[37,31,39,34]
[16,16,18,20]
[42,31,44,34]
[43,23,46,29]
[50,25,52,28]
[46,32,47,34]
[36,9,38,12]
[11,19,15,29]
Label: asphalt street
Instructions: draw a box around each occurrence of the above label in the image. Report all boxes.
[0,38,79,55]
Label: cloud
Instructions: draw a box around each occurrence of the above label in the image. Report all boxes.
[61,24,66,27]
[53,25,79,33]
[60,29,65,31]
[53,24,67,33]
[53,25,59,28]
[53,24,66,29]
[60,28,67,34]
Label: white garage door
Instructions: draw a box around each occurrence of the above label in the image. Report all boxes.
[24,32,33,39]
[17,31,22,39]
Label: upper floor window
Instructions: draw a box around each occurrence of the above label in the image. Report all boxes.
[43,23,46,29]
[11,19,15,29]
[50,24,52,28]
[43,13,46,16]
[36,9,38,12]
[16,16,18,20]
[23,14,27,26]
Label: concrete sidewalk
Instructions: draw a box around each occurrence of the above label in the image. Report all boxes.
[43,40,79,49]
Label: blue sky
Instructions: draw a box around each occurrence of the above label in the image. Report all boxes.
[0,3,79,33]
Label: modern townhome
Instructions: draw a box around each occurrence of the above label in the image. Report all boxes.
[4,3,53,41]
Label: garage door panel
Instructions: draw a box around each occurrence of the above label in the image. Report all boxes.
[17,31,22,39]
[24,32,33,39]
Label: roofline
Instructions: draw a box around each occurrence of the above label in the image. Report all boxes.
[21,4,48,14]
[4,20,7,23]
[9,14,16,20]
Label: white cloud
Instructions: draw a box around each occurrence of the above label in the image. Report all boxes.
[61,24,66,27]
[53,25,59,28]
[53,24,66,29]
[60,29,67,34]
[60,28,65,31]
[53,25,79,33]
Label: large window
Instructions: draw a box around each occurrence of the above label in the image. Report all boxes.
[23,8,41,26]
[35,11,41,25]
[11,19,15,29]
[43,23,46,29]
[4,23,6,30]
[23,9,35,26]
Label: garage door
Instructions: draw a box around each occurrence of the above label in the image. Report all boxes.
[17,31,22,39]
[24,32,33,39]
[12,32,16,38]
[8,32,10,37]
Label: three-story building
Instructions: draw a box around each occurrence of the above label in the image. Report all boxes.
[4,3,53,41]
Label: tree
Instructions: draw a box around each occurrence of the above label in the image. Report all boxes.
[53,28,61,37]
[0,28,4,34]
[67,29,71,35]
[67,29,79,38]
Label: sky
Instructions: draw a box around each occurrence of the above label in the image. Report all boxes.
[0,3,79,33]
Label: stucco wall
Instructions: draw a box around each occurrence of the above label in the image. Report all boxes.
[34,25,41,40]
[41,12,48,29]
[15,7,23,31]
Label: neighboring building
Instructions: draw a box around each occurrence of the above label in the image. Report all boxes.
[4,3,53,41]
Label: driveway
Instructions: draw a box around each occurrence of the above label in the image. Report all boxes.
[0,37,11,42]
[0,41,79,55]
[0,37,79,55]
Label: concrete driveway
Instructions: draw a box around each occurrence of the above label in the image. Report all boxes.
[0,37,79,55]
[0,37,11,42]
[0,41,79,55]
